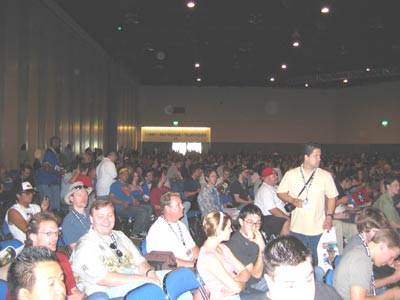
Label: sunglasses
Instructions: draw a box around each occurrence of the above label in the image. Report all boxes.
[109,242,123,257]
[72,185,88,191]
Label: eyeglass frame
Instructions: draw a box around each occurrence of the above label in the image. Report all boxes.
[38,231,60,237]
[243,219,262,227]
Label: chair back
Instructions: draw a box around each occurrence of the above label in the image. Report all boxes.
[0,279,8,300]
[141,239,147,255]
[333,255,342,269]
[324,269,334,286]
[124,283,166,300]
[0,239,23,250]
[163,267,199,300]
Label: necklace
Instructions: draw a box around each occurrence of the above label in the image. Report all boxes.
[358,234,376,296]
[162,215,193,257]
[71,209,91,231]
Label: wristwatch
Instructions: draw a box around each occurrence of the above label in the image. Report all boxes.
[326,213,334,220]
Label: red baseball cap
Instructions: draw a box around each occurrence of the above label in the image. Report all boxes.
[261,168,275,178]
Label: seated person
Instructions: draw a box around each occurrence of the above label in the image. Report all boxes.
[226,204,267,293]
[7,246,66,300]
[146,192,199,268]
[198,169,223,217]
[197,211,264,300]
[70,199,160,299]
[21,211,108,300]
[230,166,253,209]
[372,176,400,229]
[263,235,342,300]
[149,171,169,216]
[61,181,93,249]
[334,228,400,300]
[254,168,290,236]
[344,207,400,296]
[109,168,152,237]
[5,182,49,243]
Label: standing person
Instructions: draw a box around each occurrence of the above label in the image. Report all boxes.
[70,200,160,299]
[197,211,263,300]
[146,192,199,268]
[226,204,267,294]
[263,236,342,300]
[96,151,118,200]
[255,168,290,236]
[61,181,93,249]
[36,136,64,211]
[6,182,49,243]
[277,142,337,265]
[7,246,66,300]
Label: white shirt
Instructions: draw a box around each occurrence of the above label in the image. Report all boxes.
[6,203,41,242]
[146,217,196,261]
[255,182,288,216]
[96,157,117,196]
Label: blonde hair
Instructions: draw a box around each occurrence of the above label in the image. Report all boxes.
[203,211,230,237]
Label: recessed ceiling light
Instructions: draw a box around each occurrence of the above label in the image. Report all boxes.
[194,62,200,68]
[187,1,195,8]
[292,41,300,47]
[196,77,202,82]
[366,68,371,72]
[281,64,287,69]
[343,79,348,83]
[305,83,309,87]
[321,6,330,14]
[270,77,275,82]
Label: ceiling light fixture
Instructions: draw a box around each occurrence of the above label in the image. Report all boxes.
[194,62,200,68]
[343,79,348,83]
[281,64,287,69]
[292,30,301,47]
[305,83,309,87]
[366,68,371,72]
[270,77,275,82]
[321,6,330,14]
[196,77,202,82]
[187,1,196,8]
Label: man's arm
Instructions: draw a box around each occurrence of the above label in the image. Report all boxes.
[233,194,252,204]
[323,197,336,230]
[109,193,129,208]
[269,208,290,220]
[277,193,303,208]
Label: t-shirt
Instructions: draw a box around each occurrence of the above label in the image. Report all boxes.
[333,244,373,300]
[230,180,249,206]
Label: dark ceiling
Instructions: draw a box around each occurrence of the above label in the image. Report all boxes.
[54,0,400,88]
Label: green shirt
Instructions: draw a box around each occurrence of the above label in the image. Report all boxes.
[372,192,400,224]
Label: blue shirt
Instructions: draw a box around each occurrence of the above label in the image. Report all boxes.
[61,208,91,246]
[109,180,132,212]
[37,148,59,185]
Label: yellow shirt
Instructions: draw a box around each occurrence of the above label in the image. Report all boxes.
[277,167,338,235]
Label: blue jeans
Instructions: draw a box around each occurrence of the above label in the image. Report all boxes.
[37,183,61,210]
[290,231,322,266]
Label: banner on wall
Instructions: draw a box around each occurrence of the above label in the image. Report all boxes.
[141,127,211,143]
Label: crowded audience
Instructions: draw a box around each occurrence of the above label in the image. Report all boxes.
[3,138,400,300]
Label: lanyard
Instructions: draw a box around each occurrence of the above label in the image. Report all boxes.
[71,209,91,231]
[299,166,316,200]
[162,215,187,247]
[358,234,376,296]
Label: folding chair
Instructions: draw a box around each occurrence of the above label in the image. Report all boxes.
[123,283,166,300]
[0,279,8,300]
[163,267,200,300]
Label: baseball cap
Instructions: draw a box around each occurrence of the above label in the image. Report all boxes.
[119,167,129,174]
[18,181,37,194]
[261,168,275,178]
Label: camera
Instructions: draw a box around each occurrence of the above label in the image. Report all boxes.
[284,202,296,213]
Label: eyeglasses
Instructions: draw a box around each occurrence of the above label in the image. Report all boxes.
[38,231,60,237]
[109,242,123,257]
[244,219,262,227]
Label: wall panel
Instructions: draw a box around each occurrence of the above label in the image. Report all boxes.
[0,0,138,169]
